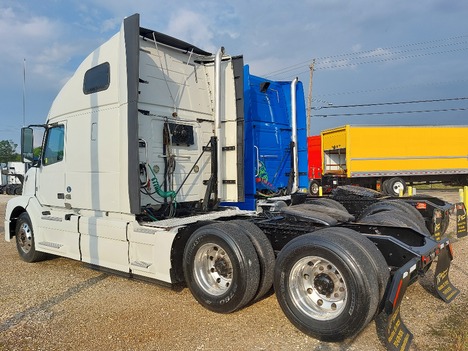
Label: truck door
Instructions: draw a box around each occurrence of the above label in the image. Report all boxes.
[36,124,67,207]
[34,122,81,261]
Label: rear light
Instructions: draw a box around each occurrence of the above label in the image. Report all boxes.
[415,202,426,210]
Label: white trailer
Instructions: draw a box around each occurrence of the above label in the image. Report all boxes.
[3,14,462,351]
[7,162,25,185]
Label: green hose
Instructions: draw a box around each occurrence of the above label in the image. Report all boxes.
[148,164,176,200]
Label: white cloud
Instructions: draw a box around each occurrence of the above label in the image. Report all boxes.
[100,17,121,33]
[165,9,216,53]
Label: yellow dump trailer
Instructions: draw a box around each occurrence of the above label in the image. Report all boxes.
[320,125,468,195]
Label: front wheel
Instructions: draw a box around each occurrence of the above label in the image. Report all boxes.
[274,231,379,341]
[15,212,49,263]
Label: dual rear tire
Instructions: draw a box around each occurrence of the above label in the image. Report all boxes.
[183,221,275,313]
[274,228,387,341]
[184,223,387,341]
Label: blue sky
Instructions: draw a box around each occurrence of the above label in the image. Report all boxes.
[1,0,468,149]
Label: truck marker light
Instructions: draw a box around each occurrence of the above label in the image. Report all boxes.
[415,203,426,210]
[393,279,404,307]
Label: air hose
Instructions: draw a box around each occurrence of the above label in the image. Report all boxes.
[148,164,176,200]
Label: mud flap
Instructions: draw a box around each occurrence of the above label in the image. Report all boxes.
[455,203,467,238]
[384,258,417,351]
[434,242,460,302]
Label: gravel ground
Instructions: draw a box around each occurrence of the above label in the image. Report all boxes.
[0,192,467,351]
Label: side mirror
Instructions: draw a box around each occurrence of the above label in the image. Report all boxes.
[21,127,34,163]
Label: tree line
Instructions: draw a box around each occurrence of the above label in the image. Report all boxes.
[0,140,20,163]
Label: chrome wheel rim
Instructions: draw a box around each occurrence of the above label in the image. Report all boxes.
[310,183,319,195]
[18,222,33,254]
[289,256,347,320]
[392,182,404,195]
[193,243,233,296]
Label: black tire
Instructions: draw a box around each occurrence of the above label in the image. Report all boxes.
[332,185,382,199]
[274,231,380,341]
[359,211,421,232]
[292,203,354,223]
[318,228,390,313]
[307,198,349,213]
[15,212,49,263]
[309,180,320,196]
[386,177,406,197]
[381,179,390,194]
[230,220,275,301]
[183,222,261,313]
[386,199,430,235]
[14,185,22,195]
[358,200,429,235]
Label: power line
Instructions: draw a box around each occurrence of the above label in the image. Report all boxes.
[315,41,468,65]
[264,34,468,78]
[313,97,468,110]
[315,79,468,97]
[313,35,468,61]
[314,47,468,71]
[313,107,468,117]
[273,46,468,79]
[269,41,468,78]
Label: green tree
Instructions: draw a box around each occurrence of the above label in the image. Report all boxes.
[0,140,19,163]
[33,146,42,159]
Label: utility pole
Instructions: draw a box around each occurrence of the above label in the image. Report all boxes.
[307,59,315,137]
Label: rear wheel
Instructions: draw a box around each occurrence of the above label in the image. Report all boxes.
[230,220,275,301]
[359,211,420,232]
[274,230,380,341]
[183,222,260,313]
[332,185,382,199]
[318,227,389,313]
[386,177,406,196]
[309,180,320,196]
[358,200,429,234]
[14,185,22,195]
[308,198,349,213]
[386,200,430,235]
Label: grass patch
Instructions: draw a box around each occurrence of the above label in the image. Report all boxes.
[414,184,459,190]
[429,298,468,351]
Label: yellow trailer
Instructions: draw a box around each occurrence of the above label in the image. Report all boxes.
[320,125,468,195]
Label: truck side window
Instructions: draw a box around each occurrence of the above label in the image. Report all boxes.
[83,62,110,94]
[43,125,65,166]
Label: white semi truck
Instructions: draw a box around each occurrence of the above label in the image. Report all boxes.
[0,161,25,195]
[4,14,463,351]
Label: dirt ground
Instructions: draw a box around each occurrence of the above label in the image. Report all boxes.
[0,191,467,351]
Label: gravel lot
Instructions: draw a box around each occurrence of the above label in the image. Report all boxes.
[0,191,467,351]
